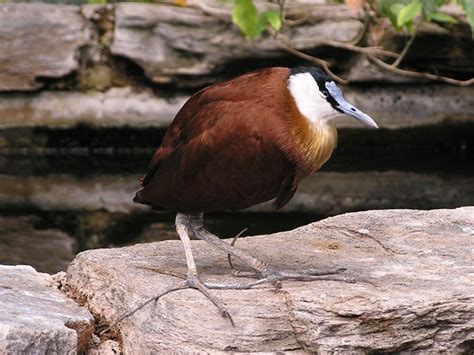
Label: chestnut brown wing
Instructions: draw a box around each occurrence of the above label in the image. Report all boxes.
[142,67,291,186]
[136,97,296,212]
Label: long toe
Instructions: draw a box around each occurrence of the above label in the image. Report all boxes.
[186,275,235,327]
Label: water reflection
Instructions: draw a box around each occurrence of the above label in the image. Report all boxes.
[0,124,473,274]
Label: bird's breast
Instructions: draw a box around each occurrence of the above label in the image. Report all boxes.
[285,94,338,174]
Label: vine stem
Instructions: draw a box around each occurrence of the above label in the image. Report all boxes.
[369,55,474,86]
[391,28,418,68]
[274,33,349,85]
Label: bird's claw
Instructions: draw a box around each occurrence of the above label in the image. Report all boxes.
[185,275,235,327]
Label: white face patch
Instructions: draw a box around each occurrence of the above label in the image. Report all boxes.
[287,72,340,125]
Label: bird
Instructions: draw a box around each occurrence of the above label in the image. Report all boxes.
[133,66,378,325]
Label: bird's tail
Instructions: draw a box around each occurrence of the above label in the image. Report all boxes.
[132,189,149,205]
[133,189,166,211]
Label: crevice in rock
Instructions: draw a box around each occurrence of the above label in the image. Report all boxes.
[54,270,124,354]
[282,289,306,353]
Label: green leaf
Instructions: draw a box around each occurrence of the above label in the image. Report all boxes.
[397,0,422,27]
[391,2,406,16]
[263,10,282,31]
[389,2,405,27]
[429,12,458,23]
[232,0,264,39]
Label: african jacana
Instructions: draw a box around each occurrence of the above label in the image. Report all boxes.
[133,66,378,324]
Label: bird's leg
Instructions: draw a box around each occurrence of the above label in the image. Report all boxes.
[100,214,237,333]
[183,213,348,286]
[226,228,256,278]
[174,213,235,326]
[181,213,270,274]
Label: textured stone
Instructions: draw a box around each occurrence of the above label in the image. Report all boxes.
[111,3,364,86]
[0,265,94,354]
[88,339,122,355]
[0,3,90,91]
[65,207,474,353]
[0,172,472,215]
[0,216,75,274]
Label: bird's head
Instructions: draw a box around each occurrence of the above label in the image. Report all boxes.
[288,67,378,128]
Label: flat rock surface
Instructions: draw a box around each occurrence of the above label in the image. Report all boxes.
[0,265,94,354]
[0,3,90,91]
[66,207,474,353]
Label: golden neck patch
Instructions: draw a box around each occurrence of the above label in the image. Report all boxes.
[283,87,337,173]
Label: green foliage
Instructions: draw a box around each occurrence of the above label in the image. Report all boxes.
[232,0,264,39]
[428,12,458,23]
[87,0,108,4]
[263,10,282,31]
[377,0,469,33]
[397,0,422,28]
[232,0,281,39]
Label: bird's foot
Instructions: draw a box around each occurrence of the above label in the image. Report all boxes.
[227,266,350,291]
[204,266,354,294]
[184,274,235,327]
[226,230,351,290]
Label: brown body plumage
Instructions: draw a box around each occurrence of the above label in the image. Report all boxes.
[134,67,337,212]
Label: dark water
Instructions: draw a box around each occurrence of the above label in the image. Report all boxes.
[0,123,473,274]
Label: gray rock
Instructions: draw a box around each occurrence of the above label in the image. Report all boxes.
[0,4,90,91]
[111,3,363,86]
[0,216,75,274]
[0,265,94,354]
[0,87,187,129]
[65,207,474,353]
[0,172,472,215]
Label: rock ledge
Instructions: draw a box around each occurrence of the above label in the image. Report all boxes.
[66,207,474,353]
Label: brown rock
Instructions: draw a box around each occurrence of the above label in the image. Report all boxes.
[65,207,474,352]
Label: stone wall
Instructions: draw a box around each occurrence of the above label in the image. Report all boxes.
[0,2,473,133]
